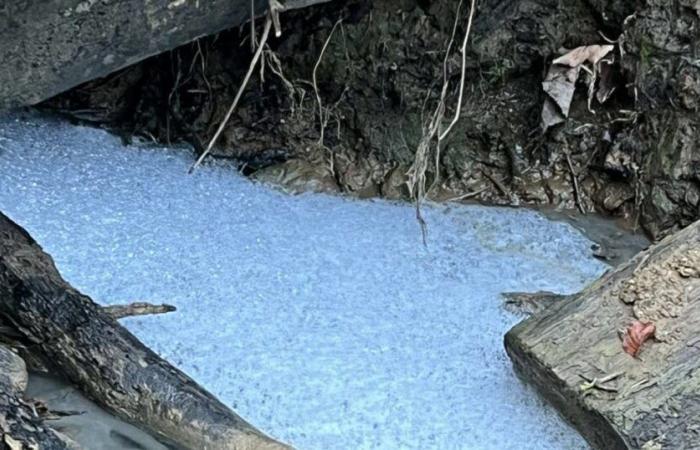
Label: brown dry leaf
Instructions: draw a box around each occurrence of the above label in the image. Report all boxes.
[540,66,580,129]
[540,44,616,130]
[553,45,615,67]
[622,321,656,357]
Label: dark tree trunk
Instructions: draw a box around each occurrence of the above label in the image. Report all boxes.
[506,220,700,449]
[0,0,329,110]
[0,212,289,450]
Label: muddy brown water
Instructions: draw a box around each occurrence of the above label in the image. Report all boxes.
[536,207,650,267]
[26,374,171,450]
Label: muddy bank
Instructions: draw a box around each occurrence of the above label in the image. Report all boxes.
[43,0,700,240]
[537,207,649,266]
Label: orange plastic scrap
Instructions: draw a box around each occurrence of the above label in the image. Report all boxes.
[622,321,656,357]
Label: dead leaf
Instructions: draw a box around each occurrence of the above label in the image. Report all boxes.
[540,44,616,130]
[540,66,580,129]
[553,45,614,67]
[622,321,656,357]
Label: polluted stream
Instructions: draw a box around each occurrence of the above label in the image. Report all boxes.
[0,112,633,449]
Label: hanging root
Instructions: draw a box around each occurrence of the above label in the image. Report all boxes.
[313,19,343,148]
[406,0,476,244]
[190,0,287,173]
[264,48,304,117]
[189,17,272,173]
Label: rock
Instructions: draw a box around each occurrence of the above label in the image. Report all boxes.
[0,345,74,449]
[0,346,27,394]
[252,158,340,194]
[26,374,170,450]
[336,155,384,198]
[381,165,410,200]
[597,182,635,212]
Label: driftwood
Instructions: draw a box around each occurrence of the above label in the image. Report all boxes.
[0,344,77,449]
[500,291,569,315]
[0,212,289,449]
[505,220,700,449]
[0,0,330,110]
[102,302,176,320]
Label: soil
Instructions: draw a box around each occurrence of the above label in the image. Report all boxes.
[42,0,700,241]
[538,207,650,266]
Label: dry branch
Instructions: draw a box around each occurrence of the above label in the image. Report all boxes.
[102,302,177,320]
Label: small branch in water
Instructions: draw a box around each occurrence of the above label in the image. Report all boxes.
[102,302,177,320]
[565,152,586,214]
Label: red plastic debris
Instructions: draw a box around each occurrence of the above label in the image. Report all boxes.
[622,321,656,357]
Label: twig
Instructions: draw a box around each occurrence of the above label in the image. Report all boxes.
[626,378,657,396]
[444,187,487,203]
[481,169,509,197]
[579,371,624,395]
[189,17,273,173]
[102,302,177,320]
[565,152,586,214]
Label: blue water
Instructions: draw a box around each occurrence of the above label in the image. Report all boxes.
[0,112,603,449]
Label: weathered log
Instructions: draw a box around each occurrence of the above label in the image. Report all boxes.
[505,221,700,449]
[0,344,76,450]
[0,0,330,111]
[500,291,569,315]
[102,302,176,320]
[0,212,289,450]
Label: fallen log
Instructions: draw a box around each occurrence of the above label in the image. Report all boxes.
[0,0,331,111]
[505,220,700,449]
[0,212,289,449]
[0,344,76,449]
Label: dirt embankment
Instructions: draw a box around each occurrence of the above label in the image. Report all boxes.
[45,0,700,240]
